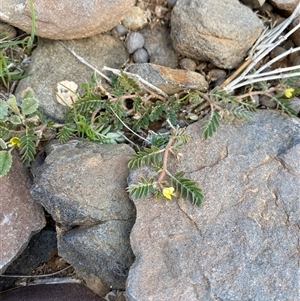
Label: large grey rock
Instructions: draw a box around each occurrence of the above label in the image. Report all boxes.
[126,110,300,301]
[0,0,135,40]
[171,0,263,69]
[16,35,129,122]
[58,220,134,290]
[31,139,135,228]
[0,152,45,274]
[30,139,136,289]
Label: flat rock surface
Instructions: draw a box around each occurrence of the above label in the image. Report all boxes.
[0,152,45,274]
[127,110,300,301]
[31,140,135,228]
[0,0,134,39]
[16,35,129,122]
[171,0,263,69]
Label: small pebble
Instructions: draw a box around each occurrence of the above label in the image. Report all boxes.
[260,94,276,109]
[125,32,145,54]
[115,24,128,37]
[133,48,149,63]
[289,97,300,115]
[291,55,300,66]
[180,58,197,71]
[208,69,227,82]
[282,39,294,50]
[270,46,286,61]
[122,6,147,31]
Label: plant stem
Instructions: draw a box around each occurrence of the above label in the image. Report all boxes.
[157,136,175,183]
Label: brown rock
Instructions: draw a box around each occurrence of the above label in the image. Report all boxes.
[240,0,266,8]
[291,16,300,47]
[0,0,135,40]
[0,152,45,274]
[127,63,208,94]
[269,0,299,15]
[122,6,148,31]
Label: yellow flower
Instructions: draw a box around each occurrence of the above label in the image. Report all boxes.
[162,187,175,200]
[8,137,21,147]
[284,88,294,98]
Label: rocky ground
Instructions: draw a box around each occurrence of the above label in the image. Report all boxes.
[0,0,300,300]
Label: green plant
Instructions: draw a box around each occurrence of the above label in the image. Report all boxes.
[127,127,203,206]
[0,0,36,92]
[0,88,52,176]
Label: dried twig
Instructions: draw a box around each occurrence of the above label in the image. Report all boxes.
[223,3,300,92]
[102,66,169,98]
[58,41,112,83]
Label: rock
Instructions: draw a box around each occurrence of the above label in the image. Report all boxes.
[259,94,277,109]
[127,63,208,94]
[167,0,178,8]
[179,58,197,71]
[126,110,300,301]
[75,270,110,297]
[0,226,57,291]
[125,32,145,54]
[290,55,300,66]
[0,283,106,301]
[0,21,17,40]
[15,34,128,122]
[171,0,263,69]
[140,25,178,68]
[0,152,45,275]
[122,6,148,31]
[0,0,135,40]
[58,220,134,290]
[240,0,265,8]
[30,139,136,289]
[114,24,128,37]
[31,139,135,228]
[207,68,227,82]
[132,48,149,63]
[270,46,287,61]
[269,0,299,15]
[289,97,300,115]
[291,16,300,47]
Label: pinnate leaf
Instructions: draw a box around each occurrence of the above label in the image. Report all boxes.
[171,171,203,206]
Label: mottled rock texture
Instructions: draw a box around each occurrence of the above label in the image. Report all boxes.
[171,0,263,69]
[31,140,136,289]
[127,110,300,301]
[0,0,135,40]
[127,63,208,94]
[16,35,128,122]
[0,152,45,274]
